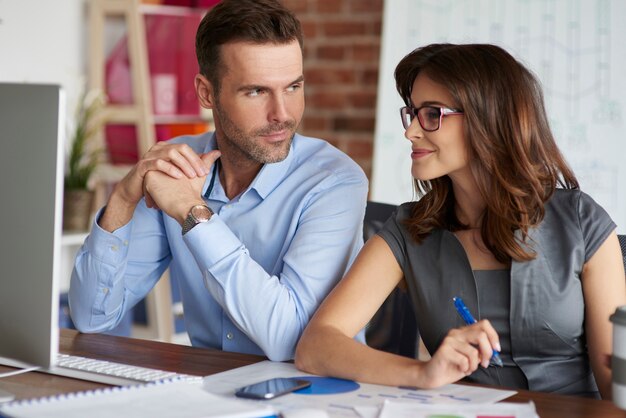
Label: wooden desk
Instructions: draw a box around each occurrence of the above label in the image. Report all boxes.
[1,329,625,418]
[0,329,264,403]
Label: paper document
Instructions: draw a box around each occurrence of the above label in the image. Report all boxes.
[0,379,275,418]
[378,400,538,418]
[203,361,517,418]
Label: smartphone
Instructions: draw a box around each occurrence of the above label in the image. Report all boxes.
[234,377,311,400]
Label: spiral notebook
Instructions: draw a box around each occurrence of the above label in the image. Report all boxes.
[0,379,275,418]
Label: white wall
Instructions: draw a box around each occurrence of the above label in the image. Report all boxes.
[0,0,90,134]
[1,1,91,291]
[373,0,626,233]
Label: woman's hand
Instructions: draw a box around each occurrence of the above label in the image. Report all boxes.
[417,320,501,389]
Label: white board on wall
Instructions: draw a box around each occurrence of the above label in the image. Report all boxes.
[372,0,625,233]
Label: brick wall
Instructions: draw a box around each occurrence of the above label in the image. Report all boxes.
[282,0,384,179]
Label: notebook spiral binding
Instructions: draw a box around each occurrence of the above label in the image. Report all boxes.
[0,377,181,409]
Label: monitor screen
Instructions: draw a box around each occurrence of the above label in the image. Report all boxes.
[0,83,65,369]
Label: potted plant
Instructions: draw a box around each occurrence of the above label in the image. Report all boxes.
[63,89,105,231]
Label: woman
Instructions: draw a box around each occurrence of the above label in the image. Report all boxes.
[295,43,625,399]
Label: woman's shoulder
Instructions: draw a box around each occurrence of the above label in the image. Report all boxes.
[545,189,616,262]
[376,201,417,242]
[548,188,584,205]
[547,188,606,216]
[395,201,418,219]
[382,201,444,243]
[545,188,615,238]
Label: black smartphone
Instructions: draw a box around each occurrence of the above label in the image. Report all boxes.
[234,377,311,400]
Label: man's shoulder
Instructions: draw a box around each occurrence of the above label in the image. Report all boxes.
[291,134,366,182]
[166,131,214,153]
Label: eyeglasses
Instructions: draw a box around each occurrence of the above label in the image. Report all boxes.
[400,105,464,131]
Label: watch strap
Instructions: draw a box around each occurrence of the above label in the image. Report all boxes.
[182,204,213,235]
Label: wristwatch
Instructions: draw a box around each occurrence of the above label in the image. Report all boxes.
[181,204,213,235]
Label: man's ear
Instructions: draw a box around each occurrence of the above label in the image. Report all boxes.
[195,74,214,109]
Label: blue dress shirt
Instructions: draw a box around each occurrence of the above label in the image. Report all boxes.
[69,132,368,361]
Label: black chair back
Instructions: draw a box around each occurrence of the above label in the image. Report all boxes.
[363,201,419,358]
[617,235,626,270]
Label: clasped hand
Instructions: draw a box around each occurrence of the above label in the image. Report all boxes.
[117,142,221,224]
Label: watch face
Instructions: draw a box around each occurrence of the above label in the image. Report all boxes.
[191,205,212,222]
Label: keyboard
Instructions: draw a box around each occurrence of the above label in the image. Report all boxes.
[46,354,203,386]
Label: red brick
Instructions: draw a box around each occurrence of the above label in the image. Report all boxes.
[289,1,383,176]
[308,92,349,109]
[362,69,379,84]
[316,0,343,13]
[345,138,374,159]
[370,18,382,35]
[324,21,368,37]
[352,43,380,62]
[349,91,378,109]
[335,142,349,155]
[302,115,330,131]
[283,0,308,13]
[349,0,383,13]
[333,116,376,132]
[325,137,341,149]
[354,159,372,180]
[302,44,313,60]
[305,67,356,85]
[317,45,345,60]
[299,20,317,38]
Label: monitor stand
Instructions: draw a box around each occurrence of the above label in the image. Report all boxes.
[0,355,41,403]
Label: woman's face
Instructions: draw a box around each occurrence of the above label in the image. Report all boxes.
[404,73,469,182]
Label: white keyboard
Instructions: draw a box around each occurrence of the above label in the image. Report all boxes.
[46,354,203,386]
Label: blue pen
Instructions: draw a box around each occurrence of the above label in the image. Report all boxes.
[452,297,503,367]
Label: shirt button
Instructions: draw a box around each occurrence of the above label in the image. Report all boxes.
[123,240,129,246]
[226,332,234,340]
[110,245,118,252]
[103,288,109,294]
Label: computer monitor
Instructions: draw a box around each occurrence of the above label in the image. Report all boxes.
[0,83,65,369]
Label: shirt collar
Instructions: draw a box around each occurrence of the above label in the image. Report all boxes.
[201,133,219,198]
[201,132,297,200]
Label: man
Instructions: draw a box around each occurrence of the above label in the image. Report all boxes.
[69,0,368,361]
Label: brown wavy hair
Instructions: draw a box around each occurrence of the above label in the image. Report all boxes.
[394,43,578,262]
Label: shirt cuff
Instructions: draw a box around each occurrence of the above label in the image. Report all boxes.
[86,207,132,264]
[182,214,243,270]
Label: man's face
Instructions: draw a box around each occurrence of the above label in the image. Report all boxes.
[208,40,304,164]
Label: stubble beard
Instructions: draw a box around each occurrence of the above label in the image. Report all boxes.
[213,101,298,164]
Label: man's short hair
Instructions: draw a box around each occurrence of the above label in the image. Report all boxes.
[196,0,304,92]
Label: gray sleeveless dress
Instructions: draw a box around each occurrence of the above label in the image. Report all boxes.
[377,189,615,397]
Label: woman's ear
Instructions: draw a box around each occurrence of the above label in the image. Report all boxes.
[195,74,214,109]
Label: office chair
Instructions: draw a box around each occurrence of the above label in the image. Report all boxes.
[363,201,419,358]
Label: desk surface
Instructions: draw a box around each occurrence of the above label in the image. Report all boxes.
[1,329,625,418]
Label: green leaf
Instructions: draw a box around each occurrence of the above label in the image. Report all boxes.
[64,89,106,190]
